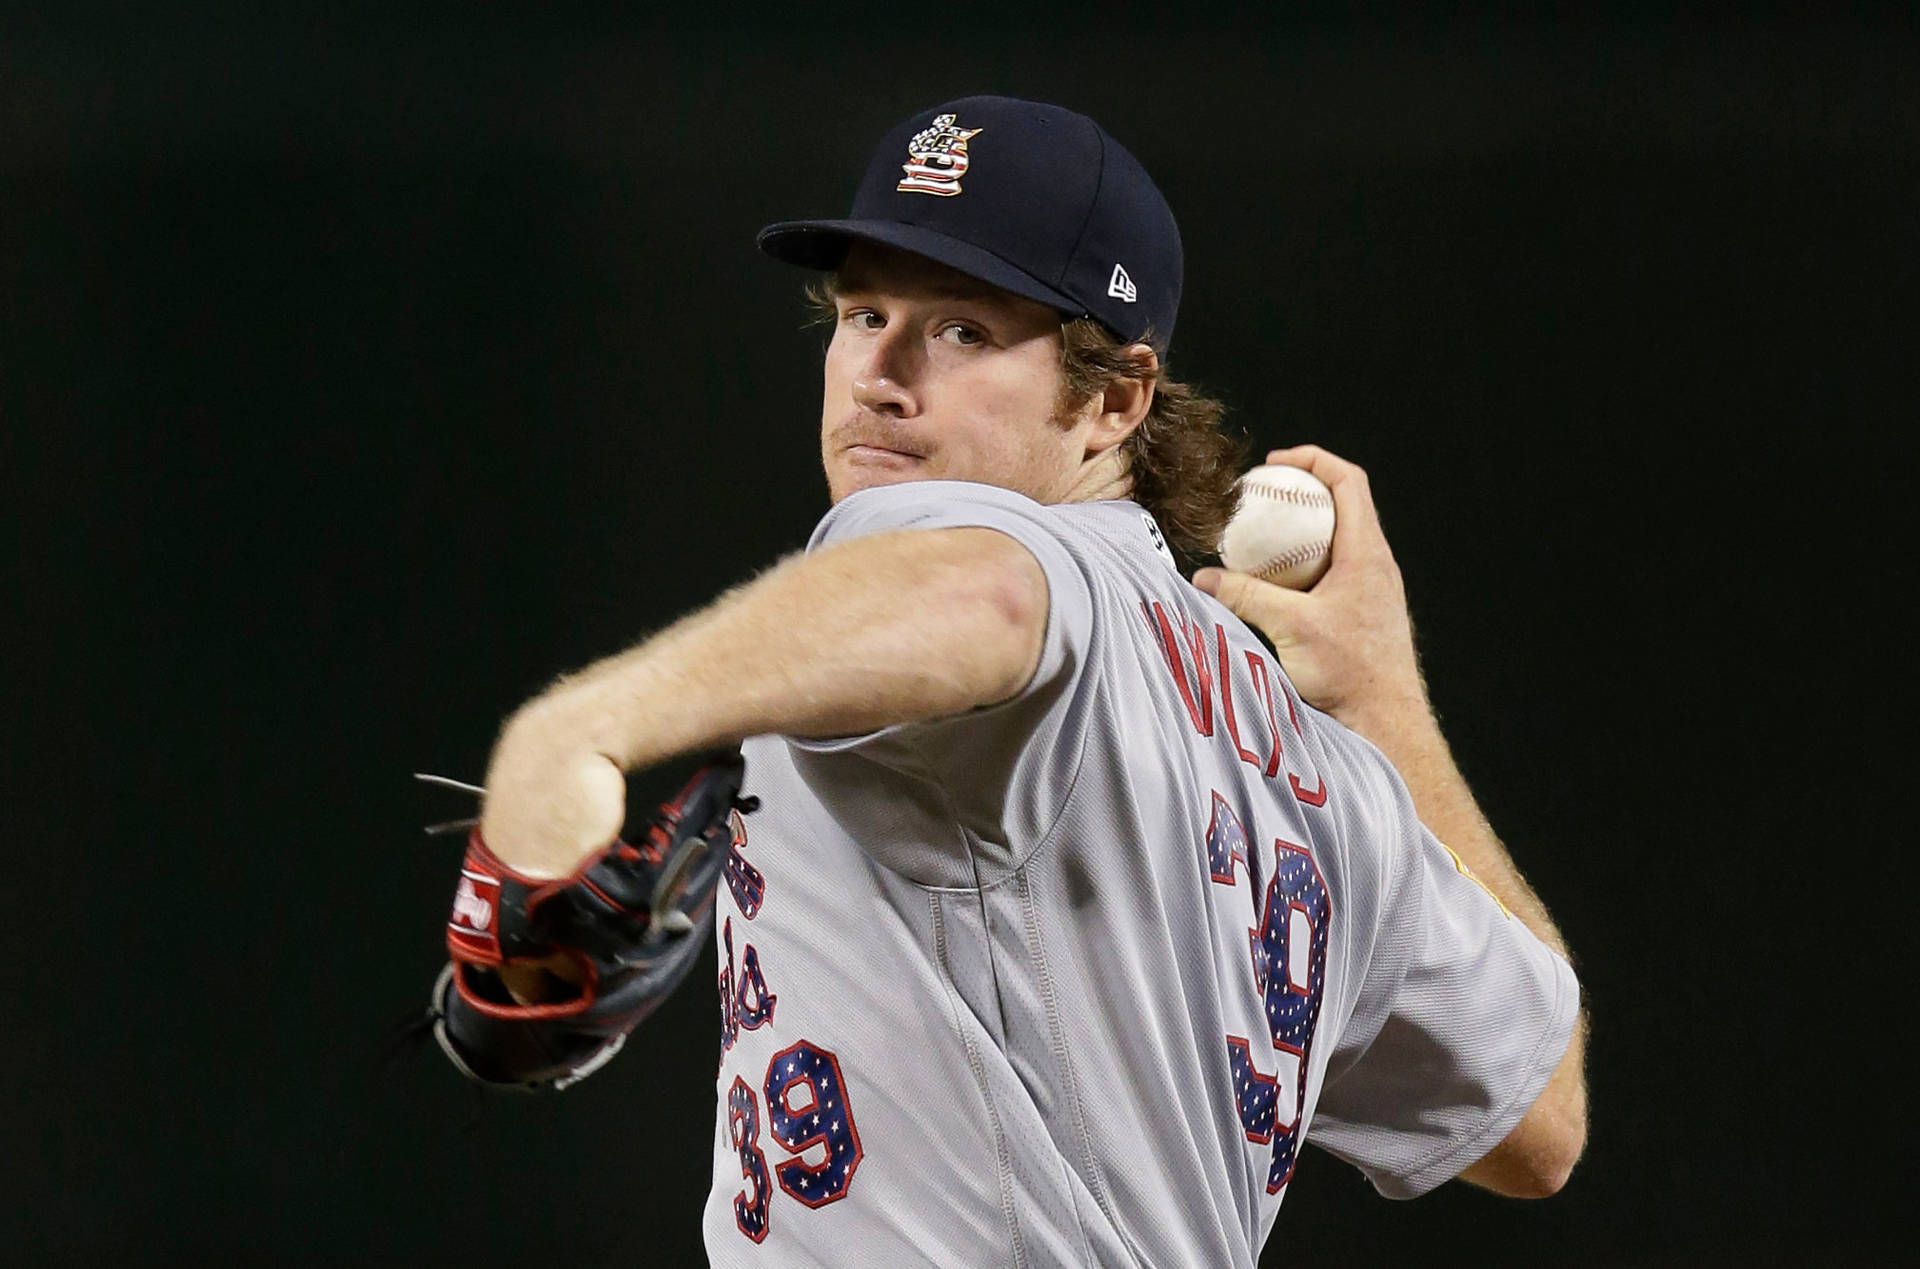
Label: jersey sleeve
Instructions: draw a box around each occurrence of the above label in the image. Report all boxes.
[778,481,1097,882]
[1307,731,1582,1199]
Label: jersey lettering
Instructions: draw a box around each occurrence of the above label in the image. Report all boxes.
[1142,601,1215,736]
[719,918,739,1052]
[725,810,766,918]
[1205,791,1260,901]
[1263,670,1327,807]
[1226,1035,1279,1142]
[719,918,778,1053]
[724,1042,865,1243]
[1243,838,1331,1193]
[1147,601,1329,805]
[1239,650,1287,780]
[735,940,778,1032]
[764,1040,864,1208]
[728,1076,772,1243]
[716,822,862,1244]
[1219,628,1282,778]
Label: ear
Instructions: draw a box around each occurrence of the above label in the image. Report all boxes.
[1082,344,1159,458]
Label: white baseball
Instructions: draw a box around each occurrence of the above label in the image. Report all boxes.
[1217,464,1336,589]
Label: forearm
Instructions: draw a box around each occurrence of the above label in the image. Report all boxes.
[1200,446,1585,1193]
[479,527,1046,876]
[1346,692,1589,1196]
[553,530,1039,766]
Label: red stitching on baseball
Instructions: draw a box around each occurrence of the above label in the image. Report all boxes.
[1240,482,1332,508]
[1251,540,1330,581]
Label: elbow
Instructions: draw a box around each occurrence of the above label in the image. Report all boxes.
[1536,1130,1588,1198]
[1518,1074,1591,1197]
[1541,1141,1586,1198]
[942,532,1050,703]
[1460,1026,1589,1198]
[981,547,1048,642]
[1462,1112,1587,1199]
[1511,1120,1588,1198]
[1517,1008,1590,1197]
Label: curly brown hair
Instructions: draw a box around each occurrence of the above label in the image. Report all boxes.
[1055,318,1244,565]
[804,280,1244,565]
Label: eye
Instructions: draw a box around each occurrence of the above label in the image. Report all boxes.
[842,308,884,331]
[938,322,985,346]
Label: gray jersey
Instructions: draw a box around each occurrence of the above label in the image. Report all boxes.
[704,482,1579,1268]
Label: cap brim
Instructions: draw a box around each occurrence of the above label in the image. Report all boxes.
[757,219,1087,320]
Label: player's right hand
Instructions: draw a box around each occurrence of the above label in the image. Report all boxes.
[1193,445,1429,738]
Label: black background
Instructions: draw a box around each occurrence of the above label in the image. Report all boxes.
[5,5,1913,1266]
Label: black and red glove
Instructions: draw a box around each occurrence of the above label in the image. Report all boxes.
[428,751,756,1090]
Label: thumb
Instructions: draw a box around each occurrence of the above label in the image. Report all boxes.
[1193,567,1310,639]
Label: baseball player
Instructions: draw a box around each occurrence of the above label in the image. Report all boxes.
[428,96,1586,1267]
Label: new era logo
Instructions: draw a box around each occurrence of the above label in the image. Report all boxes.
[1108,262,1137,303]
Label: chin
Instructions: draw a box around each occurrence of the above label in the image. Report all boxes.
[828,455,936,502]
[833,470,918,501]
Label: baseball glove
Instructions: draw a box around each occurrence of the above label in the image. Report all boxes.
[428,750,756,1091]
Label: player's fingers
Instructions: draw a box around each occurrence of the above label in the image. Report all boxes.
[1265,445,1387,552]
[1266,446,1365,507]
[1266,444,1349,470]
[1193,567,1312,637]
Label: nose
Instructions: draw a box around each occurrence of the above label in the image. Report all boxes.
[850,326,919,416]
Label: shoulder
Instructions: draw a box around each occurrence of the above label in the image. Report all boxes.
[808,480,1062,551]
[808,485,1175,621]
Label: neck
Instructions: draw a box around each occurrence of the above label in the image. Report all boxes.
[1056,446,1133,504]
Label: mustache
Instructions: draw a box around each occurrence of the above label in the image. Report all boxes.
[830,415,929,459]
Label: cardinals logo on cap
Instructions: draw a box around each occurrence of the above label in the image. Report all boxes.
[898,113,982,197]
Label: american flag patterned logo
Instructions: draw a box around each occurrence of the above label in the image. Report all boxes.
[897,113,983,197]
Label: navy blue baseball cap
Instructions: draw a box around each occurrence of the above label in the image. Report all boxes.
[758,95,1183,353]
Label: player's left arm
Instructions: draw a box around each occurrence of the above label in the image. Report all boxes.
[474,525,1048,880]
[1199,444,1587,1198]
[1456,1010,1589,1196]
